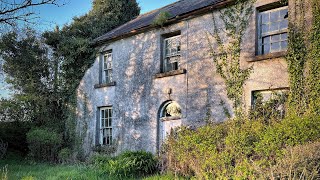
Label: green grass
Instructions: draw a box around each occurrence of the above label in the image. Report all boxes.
[0,159,102,180]
[0,156,180,180]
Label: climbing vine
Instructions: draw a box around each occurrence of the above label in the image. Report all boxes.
[207,0,255,117]
[305,0,320,115]
[286,0,307,115]
[286,0,320,116]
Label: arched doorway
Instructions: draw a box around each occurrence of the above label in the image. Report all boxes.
[157,101,182,151]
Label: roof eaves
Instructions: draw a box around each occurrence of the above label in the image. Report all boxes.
[92,0,232,47]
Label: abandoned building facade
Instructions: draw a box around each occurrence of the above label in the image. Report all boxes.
[76,0,303,156]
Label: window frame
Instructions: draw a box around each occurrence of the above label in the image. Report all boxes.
[102,51,113,84]
[257,5,288,55]
[99,107,113,145]
[162,34,181,73]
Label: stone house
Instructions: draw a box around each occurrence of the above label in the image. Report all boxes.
[76,0,308,157]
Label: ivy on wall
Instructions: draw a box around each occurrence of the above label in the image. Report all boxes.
[207,0,255,117]
[305,0,320,115]
[286,0,320,116]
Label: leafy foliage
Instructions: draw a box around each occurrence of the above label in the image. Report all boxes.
[92,151,158,178]
[43,0,140,98]
[207,0,255,116]
[305,0,320,115]
[0,0,140,161]
[152,11,171,27]
[249,92,288,123]
[286,0,320,116]
[26,128,63,162]
[0,121,31,155]
[163,115,320,179]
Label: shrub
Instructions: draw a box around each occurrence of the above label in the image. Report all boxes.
[26,128,63,162]
[0,139,8,160]
[58,148,72,164]
[0,121,31,155]
[253,141,320,179]
[152,11,171,27]
[162,115,320,179]
[93,151,158,178]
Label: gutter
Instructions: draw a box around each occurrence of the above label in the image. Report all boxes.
[92,0,234,47]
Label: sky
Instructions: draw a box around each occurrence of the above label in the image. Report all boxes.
[0,0,178,98]
[34,0,178,31]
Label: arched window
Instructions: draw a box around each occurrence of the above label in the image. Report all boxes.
[161,101,182,118]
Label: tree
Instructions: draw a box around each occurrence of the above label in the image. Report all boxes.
[0,0,62,28]
[0,0,140,160]
[0,30,63,128]
[44,0,140,97]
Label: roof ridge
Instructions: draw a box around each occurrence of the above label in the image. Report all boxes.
[93,0,229,44]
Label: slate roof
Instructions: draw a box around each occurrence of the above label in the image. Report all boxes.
[93,0,229,45]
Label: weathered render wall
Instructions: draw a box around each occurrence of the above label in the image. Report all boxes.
[76,0,289,157]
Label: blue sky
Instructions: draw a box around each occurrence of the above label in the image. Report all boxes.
[35,0,178,31]
[0,0,178,98]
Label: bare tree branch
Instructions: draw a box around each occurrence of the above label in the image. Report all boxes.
[0,0,65,29]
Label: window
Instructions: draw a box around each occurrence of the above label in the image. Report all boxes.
[258,6,288,55]
[100,107,112,145]
[251,89,288,120]
[161,101,182,118]
[163,35,181,72]
[102,51,113,84]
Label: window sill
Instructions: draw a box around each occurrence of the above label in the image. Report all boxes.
[248,51,287,62]
[154,69,186,79]
[94,82,116,89]
[161,116,181,122]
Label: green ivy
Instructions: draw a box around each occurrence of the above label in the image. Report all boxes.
[286,0,320,116]
[207,0,255,117]
[305,0,320,115]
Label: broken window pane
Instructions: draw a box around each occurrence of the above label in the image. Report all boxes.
[163,35,181,72]
[258,6,288,55]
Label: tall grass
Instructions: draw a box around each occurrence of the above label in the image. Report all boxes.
[0,165,8,180]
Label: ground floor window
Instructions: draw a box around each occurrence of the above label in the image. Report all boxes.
[100,107,112,145]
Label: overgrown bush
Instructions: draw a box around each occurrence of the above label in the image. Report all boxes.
[92,151,158,178]
[58,148,72,164]
[254,141,320,179]
[26,128,63,162]
[163,115,320,179]
[0,121,31,155]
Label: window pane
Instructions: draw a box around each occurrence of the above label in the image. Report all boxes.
[104,60,108,70]
[280,9,288,19]
[271,42,280,52]
[163,35,181,72]
[263,36,270,44]
[259,6,288,55]
[281,33,288,40]
[101,110,105,118]
[263,44,270,54]
[104,110,108,120]
[261,13,269,23]
[261,24,269,34]
[271,34,280,42]
[281,41,288,49]
[270,11,279,22]
[280,19,288,30]
[269,22,279,32]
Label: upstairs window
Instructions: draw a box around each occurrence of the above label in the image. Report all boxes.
[258,6,288,55]
[163,35,181,72]
[100,107,113,145]
[102,51,113,84]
